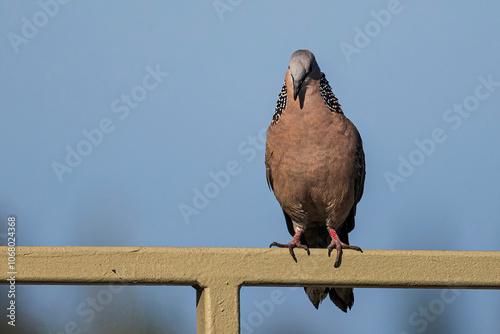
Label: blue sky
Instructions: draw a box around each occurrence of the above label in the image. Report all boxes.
[1,1,499,333]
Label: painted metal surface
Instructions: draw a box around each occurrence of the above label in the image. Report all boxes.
[2,247,500,333]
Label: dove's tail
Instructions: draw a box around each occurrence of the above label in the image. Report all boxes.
[329,287,354,312]
[304,287,354,312]
[304,287,328,309]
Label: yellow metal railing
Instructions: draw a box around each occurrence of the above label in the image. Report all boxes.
[1,247,500,333]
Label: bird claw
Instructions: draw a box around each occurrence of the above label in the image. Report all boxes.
[328,241,362,268]
[270,240,310,263]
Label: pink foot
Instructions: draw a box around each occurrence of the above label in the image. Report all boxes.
[270,228,310,262]
[327,227,362,268]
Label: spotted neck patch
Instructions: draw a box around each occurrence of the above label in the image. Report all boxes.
[271,72,343,125]
[271,80,287,124]
[319,73,343,114]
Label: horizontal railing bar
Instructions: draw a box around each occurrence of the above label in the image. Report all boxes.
[1,247,499,289]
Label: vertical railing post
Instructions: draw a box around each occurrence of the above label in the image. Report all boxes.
[195,282,241,334]
[195,285,207,334]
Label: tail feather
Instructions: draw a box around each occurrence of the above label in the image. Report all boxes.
[304,287,354,312]
[304,287,329,309]
[329,288,354,313]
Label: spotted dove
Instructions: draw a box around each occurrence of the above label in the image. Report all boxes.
[266,50,365,312]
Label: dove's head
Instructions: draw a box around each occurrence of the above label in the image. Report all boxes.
[288,50,321,100]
